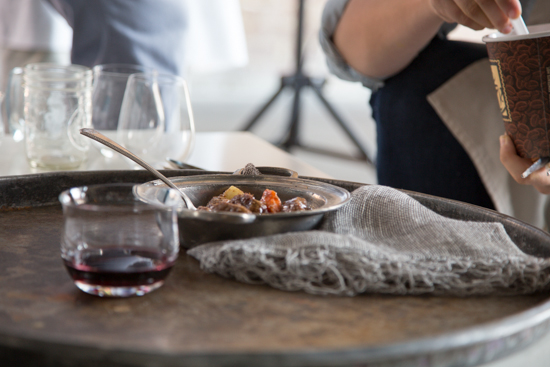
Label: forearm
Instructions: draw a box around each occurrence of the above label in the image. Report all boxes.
[332,0,444,79]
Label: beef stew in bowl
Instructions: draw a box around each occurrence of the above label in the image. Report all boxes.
[135,173,350,248]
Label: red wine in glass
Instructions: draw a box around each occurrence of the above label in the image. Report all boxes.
[63,246,175,297]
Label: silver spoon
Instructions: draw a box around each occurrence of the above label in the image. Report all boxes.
[80,128,256,224]
[80,128,198,209]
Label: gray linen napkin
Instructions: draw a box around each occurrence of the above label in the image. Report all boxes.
[188,185,550,296]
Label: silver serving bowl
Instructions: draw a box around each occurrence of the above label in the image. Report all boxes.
[135,173,351,248]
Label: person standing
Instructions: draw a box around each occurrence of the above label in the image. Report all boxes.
[46,0,191,76]
[320,0,550,229]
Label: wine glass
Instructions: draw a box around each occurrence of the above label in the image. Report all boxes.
[117,72,195,168]
[91,64,154,157]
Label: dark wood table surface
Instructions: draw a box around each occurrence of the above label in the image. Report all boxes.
[2,171,550,367]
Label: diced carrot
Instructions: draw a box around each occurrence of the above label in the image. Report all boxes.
[260,189,282,213]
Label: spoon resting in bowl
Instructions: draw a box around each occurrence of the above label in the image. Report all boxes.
[80,128,198,209]
[80,128,256,225]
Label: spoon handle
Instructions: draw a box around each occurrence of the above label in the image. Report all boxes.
[79,128,195,209]
[511,16,528,35]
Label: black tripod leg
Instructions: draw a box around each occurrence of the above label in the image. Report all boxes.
[309,82,375,165]
[279,84,302,149]
[241,84,286,131]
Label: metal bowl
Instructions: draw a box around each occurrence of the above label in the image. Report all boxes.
[135,173,351,248]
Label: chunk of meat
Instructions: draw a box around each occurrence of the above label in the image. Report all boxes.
[281,197,310,212]
[204,195,229,208]
[213,201,252,213]
[198,195,248,213]
[230,193,267,214]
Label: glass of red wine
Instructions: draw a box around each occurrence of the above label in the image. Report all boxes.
[59,183,181,297]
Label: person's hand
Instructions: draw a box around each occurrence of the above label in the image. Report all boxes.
[500,134,550,194]
[429,0,522,33]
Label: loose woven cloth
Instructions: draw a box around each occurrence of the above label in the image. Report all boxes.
[188,185,550,296]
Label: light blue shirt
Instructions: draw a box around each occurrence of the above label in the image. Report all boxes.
[319,0,536,91]
[46,0,190,76]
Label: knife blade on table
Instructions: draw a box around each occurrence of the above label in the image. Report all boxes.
[165,158,204,171]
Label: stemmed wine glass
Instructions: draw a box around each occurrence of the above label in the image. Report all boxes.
[91,64,154,157]
[117,72,195,168]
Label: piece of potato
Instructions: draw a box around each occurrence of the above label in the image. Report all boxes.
[222,185,244,200]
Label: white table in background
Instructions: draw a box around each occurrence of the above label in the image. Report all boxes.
[0,131,330,178]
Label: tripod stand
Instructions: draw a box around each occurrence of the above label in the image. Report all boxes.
[241,0,375,165]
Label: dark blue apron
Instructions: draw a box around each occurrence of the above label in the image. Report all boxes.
[370,36,494,209]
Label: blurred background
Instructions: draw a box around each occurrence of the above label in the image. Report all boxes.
[0,0,377,183]
[195,0,492,183]
[187,0,377,184]
[1,0,492,184]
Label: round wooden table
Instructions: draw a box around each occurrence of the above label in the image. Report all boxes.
[1,170,550,367]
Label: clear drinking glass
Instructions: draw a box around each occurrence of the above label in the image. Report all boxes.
[21,63,92,169]
[91,64,154,157]
[59,183,181,297]
[5,67,24,142]
[117,72,195,168]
